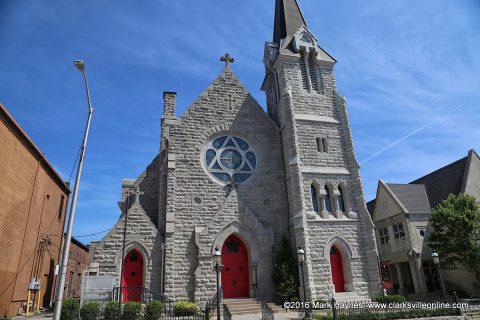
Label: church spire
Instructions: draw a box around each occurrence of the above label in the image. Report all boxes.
[273,0,307,44]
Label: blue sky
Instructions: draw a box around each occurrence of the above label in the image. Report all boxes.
[1,0,479,244]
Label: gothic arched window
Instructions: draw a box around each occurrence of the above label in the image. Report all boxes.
[311,185,319,212]
[203,135,256,184]
[338,186,346,212]
[324,186,333,212]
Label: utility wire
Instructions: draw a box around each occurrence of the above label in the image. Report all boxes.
[73,227,112,238]
[68,143,82,183]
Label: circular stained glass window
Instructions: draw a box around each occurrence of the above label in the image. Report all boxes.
[203,135,256,184]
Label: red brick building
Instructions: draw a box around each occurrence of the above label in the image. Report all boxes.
[64,237,89,299]
[0,103,70,318]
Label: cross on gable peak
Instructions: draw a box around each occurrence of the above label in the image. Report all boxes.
[220,53,235,70]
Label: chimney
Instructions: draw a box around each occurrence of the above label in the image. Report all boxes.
[163,92,177,117]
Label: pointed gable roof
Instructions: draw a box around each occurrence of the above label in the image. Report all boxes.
[273,0,307,44]
[410,155,469,209]
[386,183,431,213]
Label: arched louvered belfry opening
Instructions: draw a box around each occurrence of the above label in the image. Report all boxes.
[122,249,144,302]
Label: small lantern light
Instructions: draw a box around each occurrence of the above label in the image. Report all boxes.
[213,247,221,266]
[432,251,439,265]
[297,246,305,263]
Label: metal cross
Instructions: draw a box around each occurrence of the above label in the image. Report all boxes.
[220,53,234,70]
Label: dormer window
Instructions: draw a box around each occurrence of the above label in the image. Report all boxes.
[299,51,320,93]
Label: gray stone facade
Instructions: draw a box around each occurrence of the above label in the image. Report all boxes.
[89,0,382,304]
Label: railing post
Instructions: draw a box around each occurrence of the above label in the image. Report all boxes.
[331,297,337,320]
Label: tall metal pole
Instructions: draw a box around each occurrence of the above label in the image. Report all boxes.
[437,264,447,299]
[216,264,220,320]
[117,189,132,320]
[53,60,93,320]
[300,261,307,318]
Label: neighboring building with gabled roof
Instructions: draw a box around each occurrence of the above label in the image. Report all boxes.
[367,149,480,297]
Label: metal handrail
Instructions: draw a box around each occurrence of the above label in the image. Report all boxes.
[261,301,274,320]
[223,304,232,320]
[254,284,288,306]
[113,286,174,304]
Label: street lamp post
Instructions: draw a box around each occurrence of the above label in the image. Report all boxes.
[213,248,222,320]
[297,246,308,318]
[52,60,94,320]
[117,188,134,320]
[432,251,447,298]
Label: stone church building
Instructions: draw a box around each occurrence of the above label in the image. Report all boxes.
[89,0,382,303]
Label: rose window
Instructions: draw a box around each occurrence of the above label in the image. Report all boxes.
[204,135,256,183]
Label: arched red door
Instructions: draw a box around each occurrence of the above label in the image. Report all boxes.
[221,235,250,298]
[330,246,345,292]
[122,249,144,302]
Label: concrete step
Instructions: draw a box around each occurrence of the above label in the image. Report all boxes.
[333,292,371,303]
[221,299,262,316]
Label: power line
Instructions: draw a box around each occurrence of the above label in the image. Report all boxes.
[73,228,112,238]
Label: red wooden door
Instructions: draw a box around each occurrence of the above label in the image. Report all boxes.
[122,249,144,302]
[330,246,345,292]
[221,235,250,298]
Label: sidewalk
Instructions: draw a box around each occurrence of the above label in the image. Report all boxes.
[15,311,53,320]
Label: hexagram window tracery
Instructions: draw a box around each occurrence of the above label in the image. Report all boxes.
[204,135,256,184]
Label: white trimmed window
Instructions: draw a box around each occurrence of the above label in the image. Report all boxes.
[393,223,406,240]
[378,226,390,246]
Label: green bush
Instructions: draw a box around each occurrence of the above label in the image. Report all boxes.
[103,302,119,320]
[271,237,300,300]
[374,294,406,303]
[145,300,163,320]
[80,302,101,320]
[314,299,329,309]
[173,301,199,316]
[313,312,333,320]
[122,302,141,320]
[333,307,457,320]
[61,299,80,320]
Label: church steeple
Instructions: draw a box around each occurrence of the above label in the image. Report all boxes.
[273,0,307,44]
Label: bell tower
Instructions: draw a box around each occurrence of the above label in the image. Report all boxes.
[262,0,382,300]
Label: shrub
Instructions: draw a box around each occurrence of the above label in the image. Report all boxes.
[103,302,119,320]
[145,301,163,320]
[314,299,329,309]
[173,301,199,316]
[61,299,80,320]
[271,237,300,300]
[313,314,333,320]
[374,294,406,303]
[80,302,101,320]
[122,302,141,320]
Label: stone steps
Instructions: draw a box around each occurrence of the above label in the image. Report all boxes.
[220,298,262,315]
[333,291,371,303]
